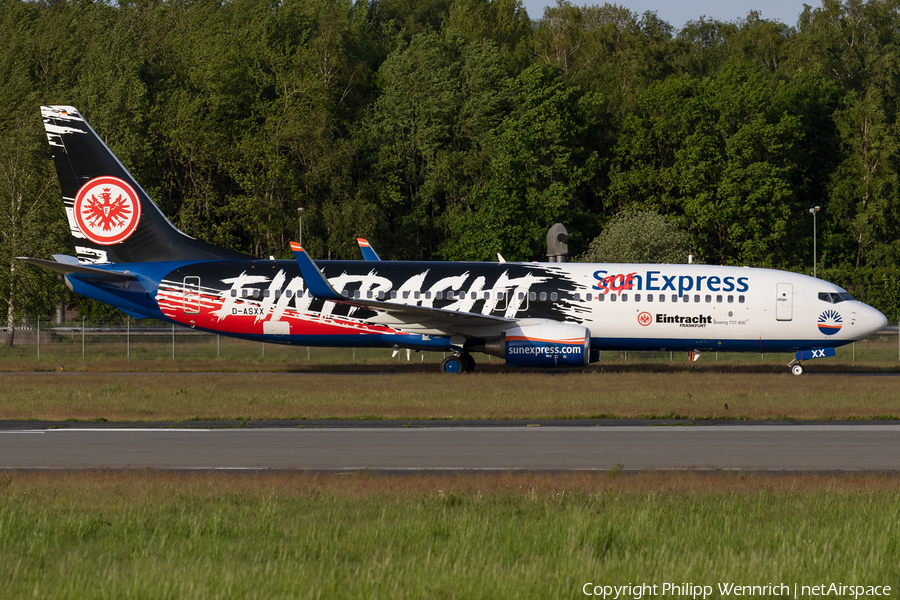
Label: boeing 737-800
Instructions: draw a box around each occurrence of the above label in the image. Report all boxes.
[21,106,887,374]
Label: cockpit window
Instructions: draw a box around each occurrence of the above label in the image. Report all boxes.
[818,292,855,304]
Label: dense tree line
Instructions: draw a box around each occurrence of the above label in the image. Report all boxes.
[2,0,899,322]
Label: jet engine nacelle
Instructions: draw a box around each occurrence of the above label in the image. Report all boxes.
[484,321,591,368]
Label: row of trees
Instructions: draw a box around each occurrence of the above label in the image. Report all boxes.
[2,0,900,321]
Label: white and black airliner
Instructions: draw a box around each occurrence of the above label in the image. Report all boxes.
[22,106,888,374]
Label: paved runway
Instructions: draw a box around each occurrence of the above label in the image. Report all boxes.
[2,424,899,470]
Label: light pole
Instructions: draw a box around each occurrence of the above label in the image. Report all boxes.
[809,205,820,278]
[297,207,304,248]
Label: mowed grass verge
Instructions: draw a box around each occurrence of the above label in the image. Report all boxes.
[1,372,899,421]
[0,471,898,599]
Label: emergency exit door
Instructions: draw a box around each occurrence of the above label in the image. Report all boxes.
[775,283,792,321]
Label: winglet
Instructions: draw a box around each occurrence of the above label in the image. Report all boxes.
[289,242,344,301]
[357,238,381,261]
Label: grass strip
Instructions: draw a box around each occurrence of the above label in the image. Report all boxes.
[1,372,899,421]
[0,471,898,599]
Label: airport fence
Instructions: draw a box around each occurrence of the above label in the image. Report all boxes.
[1,317,899,367]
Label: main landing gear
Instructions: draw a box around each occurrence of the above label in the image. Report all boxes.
[440,353,475,374]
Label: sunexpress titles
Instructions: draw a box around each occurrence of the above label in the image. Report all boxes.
[593,271,750,296]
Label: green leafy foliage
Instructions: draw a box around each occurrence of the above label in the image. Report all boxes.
[579,208,690,263]
[1,0,900,319]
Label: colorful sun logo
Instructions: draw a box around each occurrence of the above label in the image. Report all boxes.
[73,176,141,245]
[817,309,843,336]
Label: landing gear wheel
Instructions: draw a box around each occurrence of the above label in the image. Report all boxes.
[440,356,465,374]
[791,364,804,376]
[461,353,475,373]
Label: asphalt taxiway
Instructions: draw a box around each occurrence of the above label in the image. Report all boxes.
[2,422,898,471]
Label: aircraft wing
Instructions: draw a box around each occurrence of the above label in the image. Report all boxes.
[357,238,381,261]
[18,256,136,282]
[290,242,512,335]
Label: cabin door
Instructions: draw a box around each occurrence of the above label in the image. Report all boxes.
[183,276,201,315]
[775,283,792,321]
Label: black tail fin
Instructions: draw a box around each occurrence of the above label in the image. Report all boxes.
[41,106,248,264]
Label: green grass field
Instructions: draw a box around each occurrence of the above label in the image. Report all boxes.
[0,371,898,422]
[3,328,899,371]
[1,330,898,421]
[3,335,899,598]
[1,471,898,599]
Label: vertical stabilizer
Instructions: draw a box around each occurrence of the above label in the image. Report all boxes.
[41,106,248,264]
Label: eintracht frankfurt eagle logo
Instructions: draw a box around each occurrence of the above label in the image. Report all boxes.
[73,176,141,245]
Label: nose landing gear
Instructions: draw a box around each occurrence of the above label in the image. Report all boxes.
[788,347,835,375]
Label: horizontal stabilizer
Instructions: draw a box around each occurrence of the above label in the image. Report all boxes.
[18,257,136,281]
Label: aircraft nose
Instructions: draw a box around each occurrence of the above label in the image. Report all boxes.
[863,304,888,336]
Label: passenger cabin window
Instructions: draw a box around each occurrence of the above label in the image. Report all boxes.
[659,294,665,302]
[727,295,734,303]
[391,291,398,299]
[518,292,525,300]
[231,290,237,297]
[402,291,409,299]
[424,291,431,299]
[414,291,420,299]
[529,292,536,301]
[573,292,581,301]
[682,295,688,303]
[694,295,700,303]
[610,294,617,302]
[706,295,711,303]
[286,290,293,299]
[435,291,443,300]
[635,294,641,302]
[447,291,455,300]
[738,295,745,303]
[353,290,361,299]
[539,292,547,301]
[716,295,723,303]
[647,294,653,303]
[471,292,478,300]
[550,292,558,301]
[597,293,603,302]
[672,294,678,302]
[377,291,385,300]
[367,290,373,299]
[586,293,593,301]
